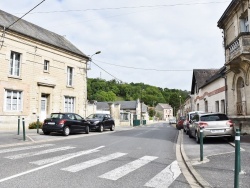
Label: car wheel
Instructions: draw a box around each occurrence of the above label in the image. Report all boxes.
[43,131,50,135]
[227,136,234,142]
[85,126,89,134]
[99,125,103,132]
[63,126,70,136]
[110,124,115,131]
[195,131,200,144]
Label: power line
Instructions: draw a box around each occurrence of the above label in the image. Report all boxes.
[6,0,46,30]
[91,61,123,82]
[14,1,230,14]
[94,59,193,72]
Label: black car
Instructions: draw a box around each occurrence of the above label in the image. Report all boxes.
[42,113,90,136]
[86,113,115,132]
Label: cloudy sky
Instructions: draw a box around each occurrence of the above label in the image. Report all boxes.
[0,0,231,91]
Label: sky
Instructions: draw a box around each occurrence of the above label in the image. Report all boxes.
[0,0,231,91]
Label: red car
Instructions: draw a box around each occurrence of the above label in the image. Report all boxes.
[176,116,185,130]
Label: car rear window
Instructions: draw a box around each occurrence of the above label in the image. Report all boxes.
[51,113,64,119]
[200,114,229,121]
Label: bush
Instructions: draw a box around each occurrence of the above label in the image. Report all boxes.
[29,121,43,129]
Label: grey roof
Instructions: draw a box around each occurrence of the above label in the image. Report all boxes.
[0,9,88,58]
[191,69,219,94]
[97,100,148,113]
[200,66,226,88]
[157,103,172,109]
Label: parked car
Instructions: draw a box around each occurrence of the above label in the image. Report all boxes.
[169,117,176,124]
[42,113,90,136]
[189,112,235,143]
[86,113,115,132]
[183,111,204,135]
[176,116,186,130]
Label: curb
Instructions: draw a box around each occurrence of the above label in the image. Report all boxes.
[179,130,212,188]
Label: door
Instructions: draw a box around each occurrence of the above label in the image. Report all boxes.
[40,97,47,121]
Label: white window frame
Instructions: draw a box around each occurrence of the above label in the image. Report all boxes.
[44,60,49,72]
[64,96,75,112]
[67,66,73,86]
[4,89,23,111]
[9,51,21,77]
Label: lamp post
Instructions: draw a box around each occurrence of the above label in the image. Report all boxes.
[179,95,182,116]
[85,51,101,117]
[140,88,144,125]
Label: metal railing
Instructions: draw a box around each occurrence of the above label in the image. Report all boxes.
[236,101,247,115]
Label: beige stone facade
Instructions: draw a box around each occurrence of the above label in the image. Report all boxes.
[0,10,88,130]
[218,0,250,133]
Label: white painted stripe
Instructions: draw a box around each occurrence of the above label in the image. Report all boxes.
[99,156,158,180]
[5,146,75,159]
[144,160,181,188]
[30,149,100,165]
[235,136,240,141]
[0,146,105,183]
[0,144,54,154]
[61,152,127,172]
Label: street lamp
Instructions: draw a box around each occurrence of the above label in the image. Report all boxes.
[85,51,101,117]
[179,95,182,116]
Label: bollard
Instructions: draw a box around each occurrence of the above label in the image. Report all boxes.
[36,116,40,134]
[200,128,204,161]
[17,116,20,135]
[234,128,240,188]
[22,118,26,141]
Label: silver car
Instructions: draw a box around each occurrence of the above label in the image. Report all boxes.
[189,113,235,143]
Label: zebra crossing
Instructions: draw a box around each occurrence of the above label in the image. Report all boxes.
[0,144,181,187]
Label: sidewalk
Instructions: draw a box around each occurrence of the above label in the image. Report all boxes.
[181,130,250,188]
[0,125,134,148]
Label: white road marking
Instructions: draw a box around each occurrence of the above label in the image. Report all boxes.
[5,146,75,159]
[144,160,181,188]
[30,149,100,165]
[0,144,54,154]
[61,152,127,172]
[0,146,105,183]
[99,156,158,180]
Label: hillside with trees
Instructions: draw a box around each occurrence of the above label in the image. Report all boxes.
[87,78,190,115]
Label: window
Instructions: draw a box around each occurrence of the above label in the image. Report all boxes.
[221,100,225,113]
[240,17,249,32]
[44,60,49,72]
[64,96,74,112]
[5,90,22,111]
[205,101,208,112]
[9,51,21,77]
[215,101,219,112]
[67,66,73,86]
[197,103,199,111]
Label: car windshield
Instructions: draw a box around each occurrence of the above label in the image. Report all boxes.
[87,114,105,119]
[200,114,229,121]
[51,113,64,119]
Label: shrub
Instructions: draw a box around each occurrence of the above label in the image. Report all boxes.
[29,121,43,129]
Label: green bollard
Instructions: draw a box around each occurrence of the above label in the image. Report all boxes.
[200,128,204,161]
[17,116,20,135]
[234,128,240,188]
[36,116,40,134]
[22,118,26,141]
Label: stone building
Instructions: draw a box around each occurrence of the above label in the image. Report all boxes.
[218,0,250,133]
[0,9,89,129]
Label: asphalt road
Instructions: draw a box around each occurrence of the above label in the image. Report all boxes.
[0,123,191,188]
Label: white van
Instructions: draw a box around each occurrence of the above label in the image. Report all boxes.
[183,111,204,134]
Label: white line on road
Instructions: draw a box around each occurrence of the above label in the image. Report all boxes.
[5,146,76,159]
[99,156,158,180]
[0,146,105,183]
[61,152,127,172]
[30,149,100,165]
[0,144,54,154]
[144,160,181,188]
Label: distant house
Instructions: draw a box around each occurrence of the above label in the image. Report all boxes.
[0,9,89,129]
[155,103,173,121]
[191,68,226,113]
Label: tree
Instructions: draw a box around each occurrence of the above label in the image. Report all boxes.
[148,108,156,117]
